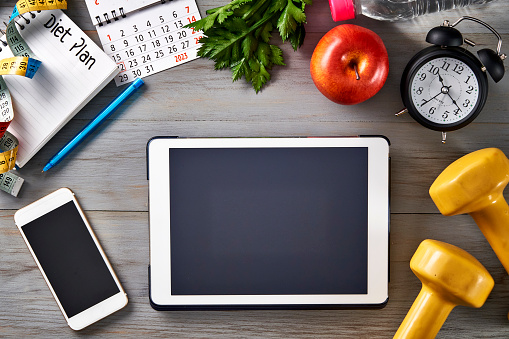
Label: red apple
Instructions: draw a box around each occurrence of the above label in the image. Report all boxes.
[310,24,389,105]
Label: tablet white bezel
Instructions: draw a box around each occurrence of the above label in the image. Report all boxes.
[148,137,389,307]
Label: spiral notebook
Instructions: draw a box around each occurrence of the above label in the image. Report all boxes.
[2,10,118,167]
[84,0,202,86]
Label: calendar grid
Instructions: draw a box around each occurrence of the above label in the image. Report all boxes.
[96,1,202,86]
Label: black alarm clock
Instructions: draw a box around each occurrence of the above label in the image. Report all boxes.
[397,16,506,143]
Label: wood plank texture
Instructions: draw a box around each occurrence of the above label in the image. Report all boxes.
[1,0,509,337]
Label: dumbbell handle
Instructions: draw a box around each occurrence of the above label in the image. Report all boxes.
[470,197,509,274]
[394,286,454,339]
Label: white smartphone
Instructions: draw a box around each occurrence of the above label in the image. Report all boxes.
[14,187,128,330]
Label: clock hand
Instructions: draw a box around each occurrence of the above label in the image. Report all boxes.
[436,69,461,111]
[436,69,462,112]
[437,71,445,87]
[421,90,445,106]
[449,96,462,112]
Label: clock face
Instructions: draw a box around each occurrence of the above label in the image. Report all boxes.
[410,57,480,125]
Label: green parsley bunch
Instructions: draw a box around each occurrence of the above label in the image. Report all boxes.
[186,0,312,93]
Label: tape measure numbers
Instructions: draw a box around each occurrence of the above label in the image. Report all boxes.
[11,0,67,20]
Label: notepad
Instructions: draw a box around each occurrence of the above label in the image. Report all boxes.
[1,10,118,167]
[83,0,201,86]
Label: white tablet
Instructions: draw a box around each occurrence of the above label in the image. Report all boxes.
[147,137,390,309]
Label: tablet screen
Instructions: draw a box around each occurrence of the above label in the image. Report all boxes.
[169,147,368,295]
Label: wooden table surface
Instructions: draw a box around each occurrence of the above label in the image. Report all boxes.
[1,0,509,337]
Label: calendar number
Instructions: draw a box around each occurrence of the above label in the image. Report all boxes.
[142,55,152,63]
[175,52,188,62]
[119,74,128,83]
[148,30,157,38]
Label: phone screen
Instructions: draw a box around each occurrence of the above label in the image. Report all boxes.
[21,201,120,318]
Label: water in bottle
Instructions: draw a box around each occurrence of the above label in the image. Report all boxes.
[329,0,496,21]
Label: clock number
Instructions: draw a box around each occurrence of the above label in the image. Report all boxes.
[454,108,461,115]
[466,85,474,94]
[418,73,426,81]
[463,99,470,107]
[416,87,423,95]
[442,111,449,119]
[428,64,439,75]
[429,107,436,114]
[465,75,471,84]
[453,64,464,75]
[441,61,451,72]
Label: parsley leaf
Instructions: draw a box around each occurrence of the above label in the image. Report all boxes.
[186,0,311,93]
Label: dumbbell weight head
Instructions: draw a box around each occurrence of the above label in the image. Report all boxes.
[430,148,509,273]
[430,148,509,216]
[394,239,493,339]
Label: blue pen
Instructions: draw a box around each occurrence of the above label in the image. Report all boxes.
[42,78,144,172]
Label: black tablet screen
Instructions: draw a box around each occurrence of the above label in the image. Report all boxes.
[169,147,368,295]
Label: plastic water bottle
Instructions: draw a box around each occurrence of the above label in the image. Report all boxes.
[329,0,496,21]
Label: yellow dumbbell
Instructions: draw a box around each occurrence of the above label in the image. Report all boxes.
[394,239,493,339]
[430,148,509,274]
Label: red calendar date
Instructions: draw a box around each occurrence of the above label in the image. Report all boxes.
[175,52,188,62]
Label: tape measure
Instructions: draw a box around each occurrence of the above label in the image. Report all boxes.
[0,0,67,196]
[11,0,67,20]
[0,131,23,196]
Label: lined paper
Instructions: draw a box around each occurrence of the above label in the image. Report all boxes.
[1,10,118,167]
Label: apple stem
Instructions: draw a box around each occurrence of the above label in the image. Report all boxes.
[354,64,360,80]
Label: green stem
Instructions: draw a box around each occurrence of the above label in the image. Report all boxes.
[217,12,277,57]
[242,0,269,21]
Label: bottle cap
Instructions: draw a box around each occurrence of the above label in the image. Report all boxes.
[329,0,355,21]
